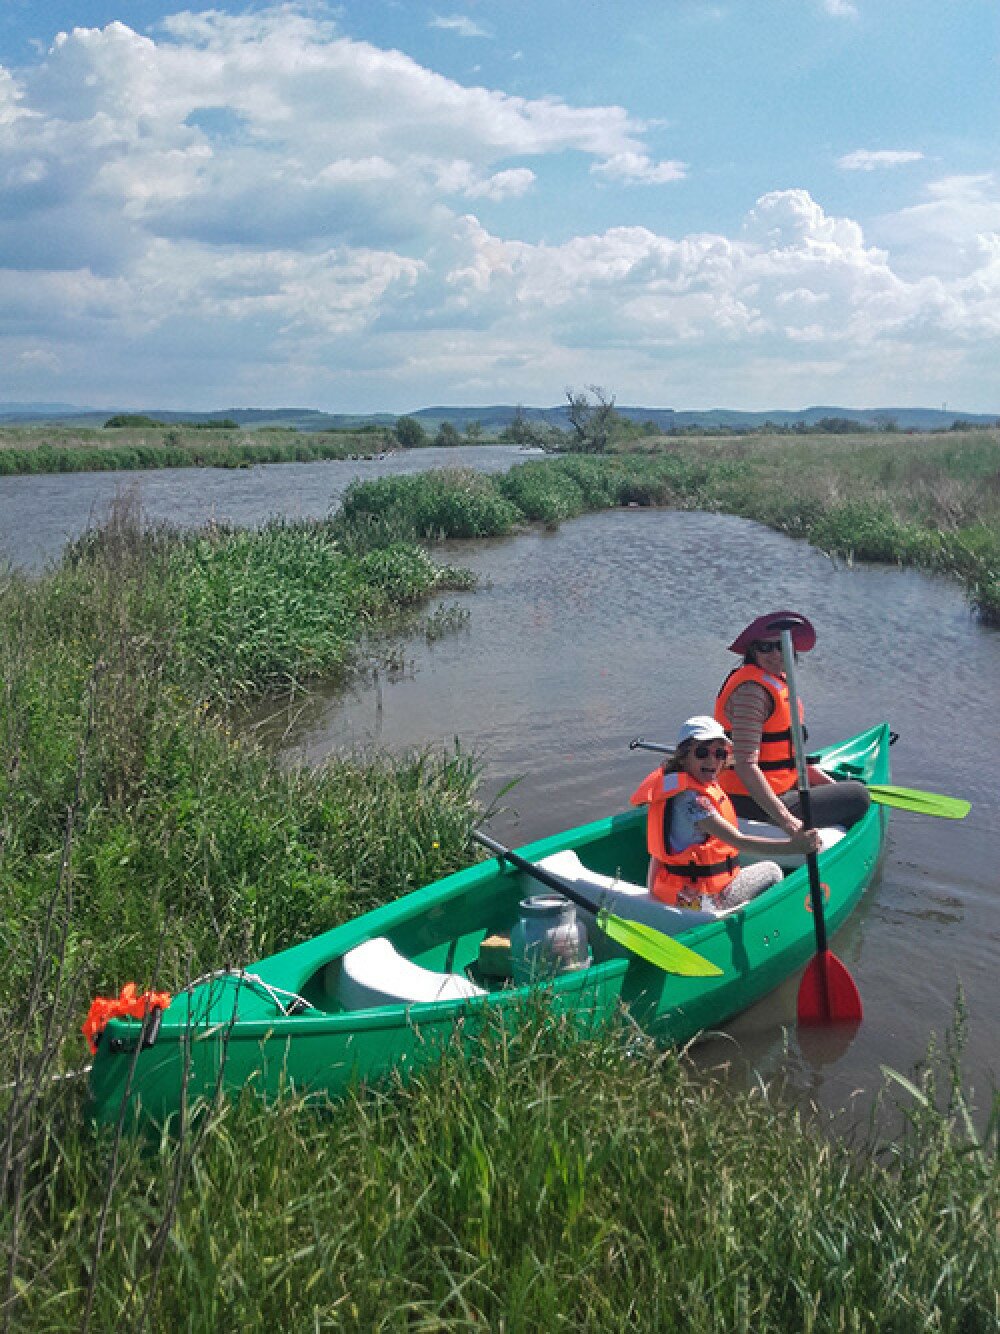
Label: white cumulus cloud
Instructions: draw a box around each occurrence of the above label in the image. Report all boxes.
[591,152,688,186]
[0,8,997,411]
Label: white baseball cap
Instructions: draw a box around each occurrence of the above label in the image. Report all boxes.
[676,715,729,746]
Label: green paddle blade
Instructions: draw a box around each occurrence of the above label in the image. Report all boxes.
[867,784,970,819]
[596,910,723,977]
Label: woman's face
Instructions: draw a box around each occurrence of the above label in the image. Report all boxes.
[681,739,731,784]
[750,637,784,671]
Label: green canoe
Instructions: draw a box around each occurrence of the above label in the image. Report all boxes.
[87,723,890,1126]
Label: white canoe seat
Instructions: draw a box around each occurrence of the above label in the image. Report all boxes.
[534,850,717,943]
[337,937,486,1011]
[736,819,846,868]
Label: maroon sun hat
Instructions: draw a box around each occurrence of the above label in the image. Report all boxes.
[727,610,817,655]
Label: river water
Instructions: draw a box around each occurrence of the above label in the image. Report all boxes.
[0,445,540,571]
[2,452,997,1127]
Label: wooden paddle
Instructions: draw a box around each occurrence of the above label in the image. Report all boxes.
[471,830,723,978]
[775,625,863,1026]
[629,739,968,820]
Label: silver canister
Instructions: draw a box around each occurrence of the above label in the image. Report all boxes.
[510,894,590,985]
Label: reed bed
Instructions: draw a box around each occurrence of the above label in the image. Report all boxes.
[0,425,391,474]
[0,492,486,1327]
[662,431,1000,624]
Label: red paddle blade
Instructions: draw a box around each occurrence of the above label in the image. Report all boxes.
[797,950,863,1026]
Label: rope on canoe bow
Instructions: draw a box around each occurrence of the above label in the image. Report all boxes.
[179,968,317,1017]
[1,1064,93,1094]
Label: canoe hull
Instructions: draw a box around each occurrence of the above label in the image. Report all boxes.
[88,724,890,1125]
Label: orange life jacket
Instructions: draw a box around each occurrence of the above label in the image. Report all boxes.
[82,982,172,1054]
[714,664,804,797]
[630,768,739,906]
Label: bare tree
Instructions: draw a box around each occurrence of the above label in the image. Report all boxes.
[564,385,619,452]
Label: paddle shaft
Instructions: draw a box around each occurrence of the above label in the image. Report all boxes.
[779,628,828,953]
[472,830,605,916]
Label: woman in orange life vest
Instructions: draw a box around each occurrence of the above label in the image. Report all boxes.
[632,715,822,913]
[714,610,870,835]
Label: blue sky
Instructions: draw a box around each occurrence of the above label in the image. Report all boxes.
[1,1,998,412]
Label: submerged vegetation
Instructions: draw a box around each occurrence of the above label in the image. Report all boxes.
[1,445,997,1326]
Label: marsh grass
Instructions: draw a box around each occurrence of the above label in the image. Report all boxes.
[1,491,486,1326]
[332,435,1000,623]
[659,431,1000,623]
[0,490,483,1030]
[0,425,392,475]
[161,521,472,697]
[337,469,523,545]
[3,1013,996,1330]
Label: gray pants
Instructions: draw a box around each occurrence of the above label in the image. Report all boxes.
[710,860,783,913]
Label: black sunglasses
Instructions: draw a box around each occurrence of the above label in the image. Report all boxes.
[693,743,728,761]
[752,639,782,653]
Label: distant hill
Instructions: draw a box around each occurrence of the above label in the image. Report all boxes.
[408,404,1000,433]
[1,402,997,433]
[0,401,91,419]
[0,406,396,431]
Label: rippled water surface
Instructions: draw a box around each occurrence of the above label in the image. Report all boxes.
[2,457,996,1125]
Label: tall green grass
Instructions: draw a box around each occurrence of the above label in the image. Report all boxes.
[337,468,522,546]
[0,491,495,1329]
[0,492,483,1012]
[162,521,472,696]
[332,437,1000,624]
[5,1014,996,1330]
[659,431,1000,623]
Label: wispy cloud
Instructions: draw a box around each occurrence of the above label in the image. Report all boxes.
[822,0,858,18]
[839,149,925,172]
[591,152,687,186]
[430,15,492,39]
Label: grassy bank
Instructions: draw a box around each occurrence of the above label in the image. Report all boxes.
[0,424,394,473]
[657,430,1000,624]
[0,492,479,1014]
[1,497,489,1326]
[332,433,1000,622]
[1,480,996,1329]
[6,1015,997,1329]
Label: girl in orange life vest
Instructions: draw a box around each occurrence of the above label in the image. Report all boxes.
[713,610,870,836]
[632,715,822,913]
